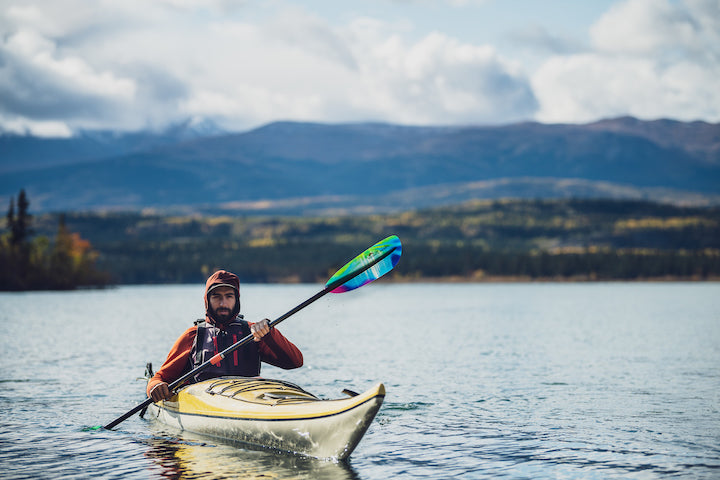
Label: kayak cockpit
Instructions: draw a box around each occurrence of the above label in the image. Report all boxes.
[202,377,321,405]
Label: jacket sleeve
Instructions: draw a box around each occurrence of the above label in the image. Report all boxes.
[146,326,197,397]
[257,326,303,370]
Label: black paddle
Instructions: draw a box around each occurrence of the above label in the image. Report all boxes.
[102,235,402,430]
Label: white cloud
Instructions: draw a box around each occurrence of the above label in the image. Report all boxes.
[590,0,718,59]
[0,0,717,136]
[348,29,536,124]
[0,114,73,137]
[0,0,537,133]
[0,25,139,135]
[533,0,720,123]
[5,30,136,98]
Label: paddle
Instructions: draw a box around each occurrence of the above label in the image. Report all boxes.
[102,235,402,430]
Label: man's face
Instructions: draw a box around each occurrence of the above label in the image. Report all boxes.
[209,286,237,323]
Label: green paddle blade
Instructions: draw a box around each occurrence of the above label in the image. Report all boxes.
[326,235,402,293]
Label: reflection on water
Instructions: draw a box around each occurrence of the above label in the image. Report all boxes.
[142,426,360,480]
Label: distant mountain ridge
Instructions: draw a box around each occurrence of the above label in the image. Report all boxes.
[1,117,719,213]
[0,118,227,173]
[584,116,720,163]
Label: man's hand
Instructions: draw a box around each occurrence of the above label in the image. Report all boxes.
[251,318,271,342]
[149,382,172,402]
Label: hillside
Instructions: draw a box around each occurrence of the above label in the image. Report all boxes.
[1,117,719,213]
[25,198,720,284]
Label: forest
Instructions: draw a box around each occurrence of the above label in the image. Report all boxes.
[0,190,110,290]
[5,195,717,288]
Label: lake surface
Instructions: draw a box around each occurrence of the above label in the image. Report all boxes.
[1,282,718,479]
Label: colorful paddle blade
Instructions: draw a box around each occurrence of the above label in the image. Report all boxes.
[326,235,402,293]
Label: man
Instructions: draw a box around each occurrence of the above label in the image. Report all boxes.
[147,269,303,402]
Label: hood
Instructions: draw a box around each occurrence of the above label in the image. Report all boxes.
[204,270,241,326]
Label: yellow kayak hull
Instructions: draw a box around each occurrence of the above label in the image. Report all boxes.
[147,377,385,460]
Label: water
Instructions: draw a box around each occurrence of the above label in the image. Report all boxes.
[1,282,718,479]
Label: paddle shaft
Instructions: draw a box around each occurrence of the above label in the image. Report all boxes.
[103,247,394,430]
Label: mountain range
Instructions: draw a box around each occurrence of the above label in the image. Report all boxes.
[1,116,719,214]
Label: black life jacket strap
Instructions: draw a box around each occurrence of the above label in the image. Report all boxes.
[194,314,244,327]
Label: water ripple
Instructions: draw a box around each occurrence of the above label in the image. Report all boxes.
[2,283,720,479]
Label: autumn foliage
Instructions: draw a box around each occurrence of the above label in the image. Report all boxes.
[0,190,110,290]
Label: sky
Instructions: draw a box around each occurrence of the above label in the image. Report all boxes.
[0,0,718,137]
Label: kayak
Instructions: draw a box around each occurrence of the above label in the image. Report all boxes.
[145,376,385,460]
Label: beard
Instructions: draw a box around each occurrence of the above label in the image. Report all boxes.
[211,306,235,324]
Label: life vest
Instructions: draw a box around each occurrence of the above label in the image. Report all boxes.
[190,316,261,382]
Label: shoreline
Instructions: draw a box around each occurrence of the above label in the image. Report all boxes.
[382,275,720,284]
[3,275,719,292]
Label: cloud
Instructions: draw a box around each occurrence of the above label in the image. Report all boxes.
[0,0,538,134]
[346,28,537,124]
[0,0,717,136]
[0,1,187,133]
[590,0,719,60]
[0,28,146,136]
[532,0,720,123]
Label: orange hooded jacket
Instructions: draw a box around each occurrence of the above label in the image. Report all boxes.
[146,270,303,397]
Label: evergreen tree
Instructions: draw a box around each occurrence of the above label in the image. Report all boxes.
[1,191,109,290]
[10,189,31,246]
[6,197,15,242]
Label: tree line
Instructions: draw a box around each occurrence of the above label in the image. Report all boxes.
[3,194,719,289]
[0,190,110,290]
